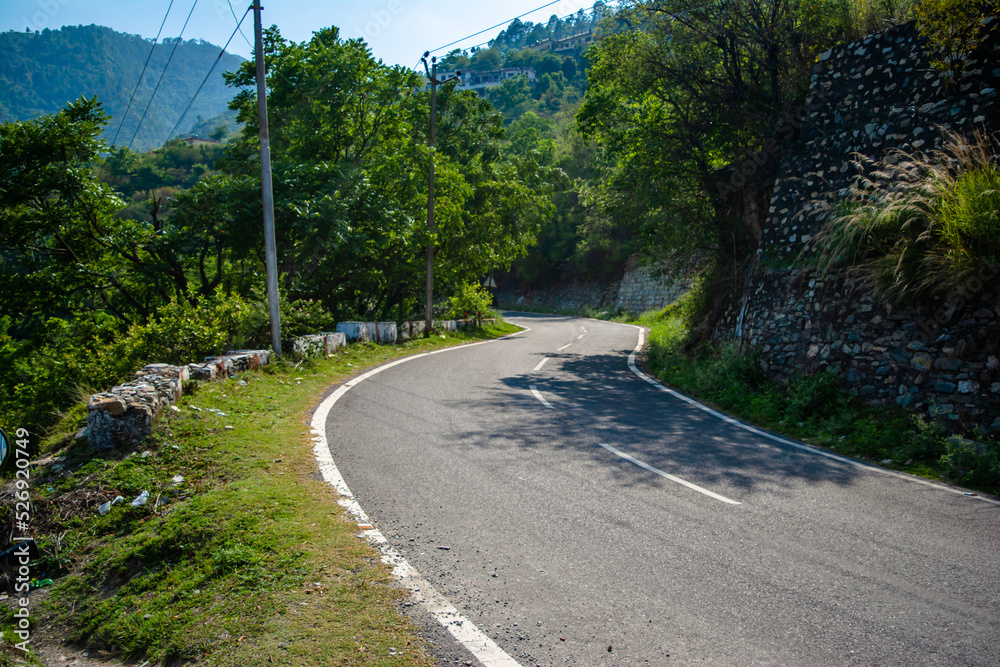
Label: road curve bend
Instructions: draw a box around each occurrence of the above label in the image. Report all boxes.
[312,312,1000,667]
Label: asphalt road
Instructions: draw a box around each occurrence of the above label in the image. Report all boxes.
[322,312,1000,666]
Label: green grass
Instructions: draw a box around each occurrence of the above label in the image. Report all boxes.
[814,131,1000,307]
[2,322,518,665]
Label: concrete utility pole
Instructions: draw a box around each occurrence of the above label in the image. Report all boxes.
[420,53,461,337]
[254,1,281,355]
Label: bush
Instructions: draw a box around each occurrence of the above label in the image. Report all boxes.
[815,131,1000,307]
[278,298,338,340]
[444,282,496,320]
[0,290,260,454]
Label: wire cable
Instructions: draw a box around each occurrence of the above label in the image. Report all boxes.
[165,5,251,142]
[126,0,200,150]
[432,2,606,59]
[227,0,253,50]
[109,0,176,147]
[433,0,716,59]
[428,0,563,55]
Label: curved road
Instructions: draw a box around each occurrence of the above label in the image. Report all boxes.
[320,312,1000,666]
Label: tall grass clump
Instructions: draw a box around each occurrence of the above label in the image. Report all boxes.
[814,131,1000,307]
[845,0,915,40]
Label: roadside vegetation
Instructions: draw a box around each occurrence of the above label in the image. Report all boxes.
[625,284,1000,495]
[813,131,1000,307]
[0,321,516,666]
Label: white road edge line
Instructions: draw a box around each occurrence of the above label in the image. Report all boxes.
[529,385,556,409]
[533,357,549,372]
[310,329,529,667]
[598,443,742,505]
[623,325,1000,507]
[556,343,572,351]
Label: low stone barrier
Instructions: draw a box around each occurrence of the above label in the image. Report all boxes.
[85,318,494,451]
[88,363,192,450]
[292,332,347,357]
[396,319,493,339]
[336,321,397,344]
[88,349,274,450]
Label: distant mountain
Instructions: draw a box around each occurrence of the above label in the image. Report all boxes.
[0,24,245,151]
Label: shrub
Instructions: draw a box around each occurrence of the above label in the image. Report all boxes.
[814,131,1000,307]
[0,290,259,454]
[279,298,338,339]
[444,282,496,320]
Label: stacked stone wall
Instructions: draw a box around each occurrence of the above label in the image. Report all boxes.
[720,20,1000,433]
[732,265,1000,432]
[615,255,704,315]
[760,20,999,260]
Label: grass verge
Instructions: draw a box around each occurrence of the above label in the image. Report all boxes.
[633,297,1000,496]
[1,321,519,666]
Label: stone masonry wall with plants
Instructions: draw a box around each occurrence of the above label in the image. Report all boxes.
[501,254,704,316]
[718,20,1000,435]
[615,254,705,315]
[759,19,999,260]
[727,265,1000,434]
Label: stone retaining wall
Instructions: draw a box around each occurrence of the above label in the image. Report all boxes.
[760,20,999,260]
[500,282,617,314]
[615,254,704,315]
[718,20,1000,433]
[501,257,703,316]
[729,265,1000,433]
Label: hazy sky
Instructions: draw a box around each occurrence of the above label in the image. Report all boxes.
[1,0,598,67]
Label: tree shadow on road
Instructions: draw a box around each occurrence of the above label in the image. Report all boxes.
[438,348,861,499]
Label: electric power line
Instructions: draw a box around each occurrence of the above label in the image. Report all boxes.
[165,5,251,142]
[428,0,564,55]
[109,0,177,147]
[432,2,607,59]
[126,0,200,150]
[433,0,718,59]
[227,0,253,50]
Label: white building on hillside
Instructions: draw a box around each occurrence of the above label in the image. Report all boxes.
[433,67,537,93]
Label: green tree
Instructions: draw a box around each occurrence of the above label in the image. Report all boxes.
[578,0,860,261]
[217,27,553,320]
[0,97,157,323]
[486,76,538,122]
[914,0,997,79]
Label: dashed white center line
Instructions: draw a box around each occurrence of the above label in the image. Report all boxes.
[598,443,742,505]
[556,343,572,351]
[529,385,555,409]
[576,334,584,340]
[533,357,549,371]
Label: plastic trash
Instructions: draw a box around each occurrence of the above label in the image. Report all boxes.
[98,502,111,516]
[130,490,149,507]
[111,495,125,505]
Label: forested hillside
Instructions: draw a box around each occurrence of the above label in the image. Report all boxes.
[0,24,243,151]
